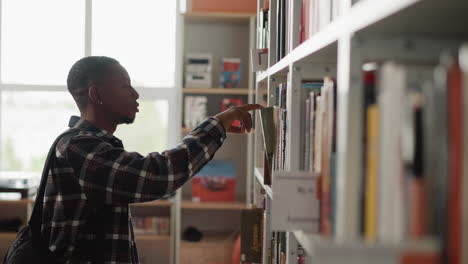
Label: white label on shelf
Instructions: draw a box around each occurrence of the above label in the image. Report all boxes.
[272,171,320,232]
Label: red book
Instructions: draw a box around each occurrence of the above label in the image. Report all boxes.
[447,59,462,264]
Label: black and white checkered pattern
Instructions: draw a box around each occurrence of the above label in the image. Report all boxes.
[41,116,225,263]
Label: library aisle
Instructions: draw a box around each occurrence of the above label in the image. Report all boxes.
[0,0,467,264]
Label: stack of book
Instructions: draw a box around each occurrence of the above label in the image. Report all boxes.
[132,216,170,236]
[299,0,340,44]
[258,105,287,185]
[358,47,468,264]
[257,0,269,50]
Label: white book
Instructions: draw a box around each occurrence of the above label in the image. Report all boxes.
[309,92,316,172]
[184,96,207,128]
[460,43,468,264]
[331,0,340,20]
[377,62,405,243]
[309,0,316,36]
[319,0,332,30]
[314,94,323,173]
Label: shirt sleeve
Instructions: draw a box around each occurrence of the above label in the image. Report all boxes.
[64,117,226,205]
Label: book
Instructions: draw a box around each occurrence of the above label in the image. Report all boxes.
[401,66,433,240]
[258,107,278,185]
[424,62,449,261]
[447,53,463,264]
[319,77,333,236]
[220,57,241,88]
[377,62,405,242]
[460,43,468,264]
[183,96,207,129]
[192,160,236,202]
[241,208,263,263]
[364,104,378,242]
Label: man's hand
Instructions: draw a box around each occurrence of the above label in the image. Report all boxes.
[214,104,264,134]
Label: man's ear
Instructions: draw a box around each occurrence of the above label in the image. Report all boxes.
[88,85,103,105]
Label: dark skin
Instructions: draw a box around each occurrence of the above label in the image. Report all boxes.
[81,63,263,134]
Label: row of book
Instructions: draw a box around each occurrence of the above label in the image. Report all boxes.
[132,216,170,236]
[241,208,300,264]
[359,46,467,264]
[301,77,338,236]
[258,5,269,50]
[256,0,341,63]
[256,46,468,263]
[299,0,340,44]
[258,105,287,185]
[302,45,468,263]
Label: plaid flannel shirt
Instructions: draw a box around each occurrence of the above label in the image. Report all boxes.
[42,115,226,263]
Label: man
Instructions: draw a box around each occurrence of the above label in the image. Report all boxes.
[42,56,261,263]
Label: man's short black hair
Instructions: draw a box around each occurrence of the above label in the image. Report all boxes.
[67,56,119,111]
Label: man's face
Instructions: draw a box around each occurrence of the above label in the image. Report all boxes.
[98,64,140,124]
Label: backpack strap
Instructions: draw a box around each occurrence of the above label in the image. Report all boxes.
[29,129,80,243]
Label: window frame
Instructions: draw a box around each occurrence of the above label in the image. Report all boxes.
[0,0,182,170]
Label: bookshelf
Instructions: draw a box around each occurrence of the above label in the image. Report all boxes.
[181,200,247,210]
[248,0,468,264]
[176,1,256,263]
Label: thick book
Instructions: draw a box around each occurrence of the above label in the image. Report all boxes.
[377,62,405,242]
[241,208,263,263]
[320,77,333,236]
[364,104,378,241]
[402,66,433,240]
[220,57,241,88]
[447,54,463,264]
[258,107,278,185]
[460,43,468,264]
[423,62,449,262]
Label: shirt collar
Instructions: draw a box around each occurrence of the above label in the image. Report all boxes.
[68,115,122,145]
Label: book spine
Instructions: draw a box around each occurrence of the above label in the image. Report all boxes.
[447,58,463,264]
[364,104,378,241]
[460,44,468,264]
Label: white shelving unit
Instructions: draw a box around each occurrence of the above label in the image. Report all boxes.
[250,0,468,264]
[175,1,257,263]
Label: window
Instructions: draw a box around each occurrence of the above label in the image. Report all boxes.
[114,100,168,154]
[0,91,76,172]
[92,0,177,88]
[0,1,179,177]
[1,0,85,85]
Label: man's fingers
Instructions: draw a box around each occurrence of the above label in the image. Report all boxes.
[237,104,264,112]
[243,111,253,132]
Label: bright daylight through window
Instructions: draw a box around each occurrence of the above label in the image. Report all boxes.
[0,0,176,179]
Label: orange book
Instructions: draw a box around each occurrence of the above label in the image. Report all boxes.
[189,0,256,13]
